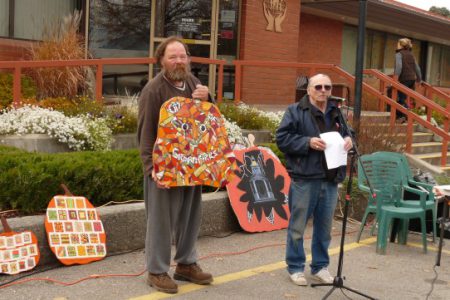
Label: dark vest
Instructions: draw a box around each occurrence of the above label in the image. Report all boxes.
[398,49,417,82]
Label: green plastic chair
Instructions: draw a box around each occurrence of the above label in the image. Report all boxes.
[357,153,428,254]
[356,154,403,243]
[372,152,437,242]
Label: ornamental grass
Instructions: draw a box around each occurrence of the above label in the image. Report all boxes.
[25,11,92,100]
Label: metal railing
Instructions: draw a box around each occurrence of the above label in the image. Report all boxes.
[2,57,449,166]
[232,60,450,167]
[0,56,226,105]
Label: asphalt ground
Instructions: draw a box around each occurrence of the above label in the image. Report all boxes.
[1,219,449,300]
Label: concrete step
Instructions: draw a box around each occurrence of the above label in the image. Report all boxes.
[394,132,434,143]
[412,132,435,143]
[360,112,390,123]
[440,165,450,175]
[362,123,410,134]
[413,152,450,166]
[411,142,443,154]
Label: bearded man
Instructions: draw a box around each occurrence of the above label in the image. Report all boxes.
[137,36,213,294]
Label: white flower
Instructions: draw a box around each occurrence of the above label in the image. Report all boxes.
[0,106,113,151]
[235,102,285,128]
[223,118,246,147]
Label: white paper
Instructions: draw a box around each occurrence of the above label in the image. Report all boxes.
[433,185,450,196]
[319,132,347,169]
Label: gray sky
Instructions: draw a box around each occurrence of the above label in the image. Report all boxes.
[395,0,449,10]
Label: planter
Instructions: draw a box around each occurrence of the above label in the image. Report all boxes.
[0,133,137,153]
[0,130,270,153]
[0,134,71,153]
[111,133,137,150]
[240,129,272,144]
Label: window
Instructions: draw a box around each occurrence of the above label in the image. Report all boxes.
[341,25,424,78]
[89,0,151,56]
[428,43,450,87]
[0,1,8,37]
[88,0,152,95]
[154,0,212,40]
[1,0,78,40]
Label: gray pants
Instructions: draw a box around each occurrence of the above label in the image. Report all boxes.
[144,176,202,274]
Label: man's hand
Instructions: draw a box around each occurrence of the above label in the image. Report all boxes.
[310,137,326,151]
[151,169,169,189]
[344,136,353,152]
[192,84,209,101]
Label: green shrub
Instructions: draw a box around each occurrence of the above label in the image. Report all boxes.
[55,95,104,117]
[105,106,138,134]
[25,96,137,134]
[219,103,266,130]
[259,143,285,166]
[0,145,26,154]
[219,103,280,131]
[337,178,369,221]
[0,73,37,109]
[0,149,143,213]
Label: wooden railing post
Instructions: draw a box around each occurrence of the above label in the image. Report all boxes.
[95,63,103,103]
[379,79,385,111]
[441,140,448,167]
[234,62,241,103]
[405,117,413,153]
[217,63,224,103]
[13,67,21,107]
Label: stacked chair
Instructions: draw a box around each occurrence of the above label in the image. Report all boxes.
[356,152,436,254]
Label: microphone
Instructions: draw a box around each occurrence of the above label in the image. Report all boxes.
[328,96,346,102]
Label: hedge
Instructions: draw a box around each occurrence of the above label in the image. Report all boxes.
[0,143,286,214]
[0,148,143,213]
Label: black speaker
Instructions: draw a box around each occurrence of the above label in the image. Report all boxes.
[407,200,450,239]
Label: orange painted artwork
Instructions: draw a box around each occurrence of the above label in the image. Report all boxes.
[226,146,291,232]
[0,217,40,275]
[44,195,106,265]
[153,97,238,187]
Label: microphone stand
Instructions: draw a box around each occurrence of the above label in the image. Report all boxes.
[311,100,376,300]
[436,197,449,267]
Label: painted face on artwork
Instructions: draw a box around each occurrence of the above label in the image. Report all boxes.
[307,74,332,106]
[161,41,191,82]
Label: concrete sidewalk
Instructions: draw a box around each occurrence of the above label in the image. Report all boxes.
[3,191,240,267]
[1,217,449,300]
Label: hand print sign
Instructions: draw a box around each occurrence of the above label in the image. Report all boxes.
[153,97,238,187]
[263,0,287,33]
[227,146,291,232]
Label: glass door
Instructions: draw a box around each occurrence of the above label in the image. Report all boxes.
[150,0,219,93]
[88,0,152,95]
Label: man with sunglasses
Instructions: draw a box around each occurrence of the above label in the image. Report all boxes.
[276,73,352,286]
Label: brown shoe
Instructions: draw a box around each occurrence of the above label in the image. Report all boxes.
[147,272,178,294]
[174,263,213,285]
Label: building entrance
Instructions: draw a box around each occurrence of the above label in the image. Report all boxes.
[150,0,219,92]
[88,0,239,98]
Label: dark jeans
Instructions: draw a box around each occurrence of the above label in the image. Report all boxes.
[396,80,416,119]
[285,179,338,275]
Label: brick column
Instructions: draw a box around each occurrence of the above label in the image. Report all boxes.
[239,0,301,105]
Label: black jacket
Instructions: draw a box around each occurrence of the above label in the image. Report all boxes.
[275,95,348,183]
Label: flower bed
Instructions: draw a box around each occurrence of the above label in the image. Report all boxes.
[0,106,112,151]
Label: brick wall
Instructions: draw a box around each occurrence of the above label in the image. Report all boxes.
[298,13,343,65]
[0,38,32,61]
[297,13,347,97]
[239,0,301,105]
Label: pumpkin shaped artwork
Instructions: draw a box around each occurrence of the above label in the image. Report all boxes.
[44,185,107,265]
[0,215,40,275]
[153,97,238,187]
[226,135,291,232]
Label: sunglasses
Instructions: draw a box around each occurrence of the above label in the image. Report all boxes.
[314,84,332,91]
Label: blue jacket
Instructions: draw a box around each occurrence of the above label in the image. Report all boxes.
[275,95,348,183]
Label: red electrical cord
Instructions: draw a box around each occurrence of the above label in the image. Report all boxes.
[0,229,357,289]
